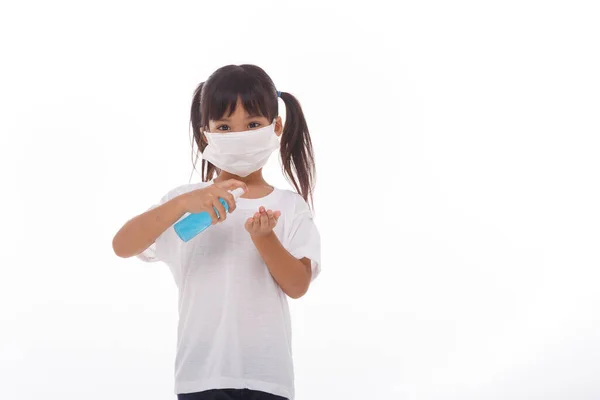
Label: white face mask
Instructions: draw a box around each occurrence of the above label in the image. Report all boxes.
[202,120,280,177]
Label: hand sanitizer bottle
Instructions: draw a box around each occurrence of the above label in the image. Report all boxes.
[174,187,245,242]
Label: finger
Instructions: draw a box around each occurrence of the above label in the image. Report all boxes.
[213,199,227,222]
[267,209,274,223]
[260,213,269,228]
[267,210,276,228]
[214,188,236,212]
[245,218,254,231]
[206,206,219,225]
[253,213,261,230]
[259,206,266,214]
[274,210,281,220]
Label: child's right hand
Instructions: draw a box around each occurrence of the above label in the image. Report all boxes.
[179,179,248,224]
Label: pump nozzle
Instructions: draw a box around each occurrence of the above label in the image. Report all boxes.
[230,187,245,199]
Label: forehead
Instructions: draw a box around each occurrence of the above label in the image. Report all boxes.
[214,98,266,121]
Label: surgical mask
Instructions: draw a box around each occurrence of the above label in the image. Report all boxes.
[202,120,280,177]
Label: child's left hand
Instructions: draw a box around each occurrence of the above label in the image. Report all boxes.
[245,206,281,237]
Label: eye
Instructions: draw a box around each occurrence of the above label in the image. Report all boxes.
[217,125,230,131]
[248,122,261,129]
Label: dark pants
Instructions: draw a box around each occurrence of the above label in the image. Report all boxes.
[177,389,288,400]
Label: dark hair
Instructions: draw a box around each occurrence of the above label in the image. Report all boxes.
[189,64,315,206]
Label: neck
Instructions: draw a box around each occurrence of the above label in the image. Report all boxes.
[214,169,270,187]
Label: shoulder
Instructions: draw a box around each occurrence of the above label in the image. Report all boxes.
[275,188,312,217]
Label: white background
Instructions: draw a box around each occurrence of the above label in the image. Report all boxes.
[1,1,599,399]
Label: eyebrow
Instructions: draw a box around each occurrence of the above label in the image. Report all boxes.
[216,114,261,122]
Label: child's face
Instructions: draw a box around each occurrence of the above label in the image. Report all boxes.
[207,97,282,135]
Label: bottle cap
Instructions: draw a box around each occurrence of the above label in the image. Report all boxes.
[230,187,246,199]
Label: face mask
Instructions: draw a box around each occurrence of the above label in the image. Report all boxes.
[202,120,280,177]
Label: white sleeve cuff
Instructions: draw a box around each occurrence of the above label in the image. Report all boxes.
[290,247,321,282]
[135,243,159,263]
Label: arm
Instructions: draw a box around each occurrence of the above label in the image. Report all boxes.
[251,231,312,299]
[112,196,187,258]
[112,179,248,259]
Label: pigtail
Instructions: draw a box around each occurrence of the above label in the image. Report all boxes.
[279,91,316,207]
[189,82,218,182]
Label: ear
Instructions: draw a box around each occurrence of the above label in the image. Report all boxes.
[275,116,283,137]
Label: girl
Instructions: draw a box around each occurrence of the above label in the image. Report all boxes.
[112,64,321,400]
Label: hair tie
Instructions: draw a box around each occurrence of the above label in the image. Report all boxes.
[277,90,282,98]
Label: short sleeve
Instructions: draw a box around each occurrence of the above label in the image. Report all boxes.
[285,197,322,282]
[135,193,171,263]
[135,182,206,266]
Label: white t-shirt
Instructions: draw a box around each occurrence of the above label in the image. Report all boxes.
[136,181,321,400]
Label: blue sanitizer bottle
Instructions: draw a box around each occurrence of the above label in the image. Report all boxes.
[173,187,245,242]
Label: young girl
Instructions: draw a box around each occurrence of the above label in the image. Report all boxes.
[112,64,321,400]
